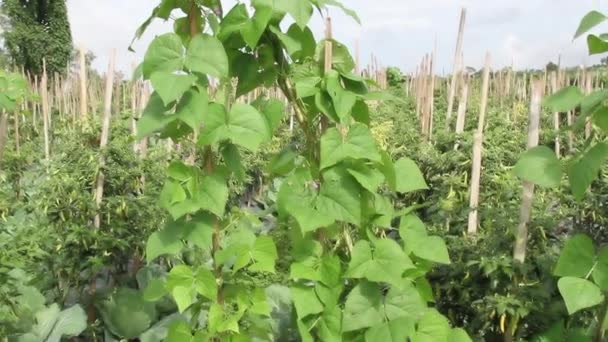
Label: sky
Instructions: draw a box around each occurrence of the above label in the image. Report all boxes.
[66,0,607,76]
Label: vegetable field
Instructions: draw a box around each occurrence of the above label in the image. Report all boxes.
[1,1,608,341]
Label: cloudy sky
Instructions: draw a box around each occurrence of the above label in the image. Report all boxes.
[67,0,606,75]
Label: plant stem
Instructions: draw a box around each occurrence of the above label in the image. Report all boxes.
[595,299,608,342]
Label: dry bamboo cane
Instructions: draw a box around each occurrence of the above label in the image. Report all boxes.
[467,53,491,235]
[513,80,542,263]
[93,50,117,229]
[585,72,593,139]
[428,43,436,141]
[455,73,469,135]
[41,60,51,161]
[550,72,560,158]
[79,47,88,125]
[446,8,467,125]
[0,111,8,169]
[567,110,574,152]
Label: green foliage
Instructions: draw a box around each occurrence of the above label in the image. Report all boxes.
[2,0,73,75]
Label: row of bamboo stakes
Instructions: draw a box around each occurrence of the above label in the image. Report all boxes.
[409,8,604,263]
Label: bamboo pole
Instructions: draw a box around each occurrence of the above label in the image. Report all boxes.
[467,52,491,235]
[513,80,542,263]
[0,111,8,169]
[41,60,51,161]
[79,47,88,124]
[455,72,469,135]
[93,50,117,229]
[550,72,561,158]
[446,8,467,125]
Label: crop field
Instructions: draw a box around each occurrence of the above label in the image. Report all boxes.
[1,1,608,341]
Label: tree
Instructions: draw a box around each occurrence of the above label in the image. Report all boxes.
[2,0,73,75]
[386,66,405,87]
[546,61,558,72]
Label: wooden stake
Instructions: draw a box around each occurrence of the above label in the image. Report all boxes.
[446,8,467,124]
[550,72,561,158]
[79,47,88,124]
[455,73,469,135]
[513,80,542,263]
[41,60,51,161]
[0,111,8,169]
[93,50,117,229]
[467,52,491,235]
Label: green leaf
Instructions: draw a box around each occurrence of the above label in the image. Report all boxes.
[317,167,363,225]
[221,143,245,180]
[320,123,381,169]
[394,157,428,193]
[346,163,385,193]
[400,215,450,264]
[174,88,208,133]
[32,304,87,342]
[143,33,184,79]
[568,142,608,200]
[345,239,414,286]
[287,24,316,60]
[241,6,273,48]
[256,98,286,133]
[587,34,608,55]
[146,228,184,263]
[143,279,168,302]
[100,289,156,339]
[267,148,299,176]
[342,282,384,332]
[554,234,596,278]
[318,307,343,341]
[137,92,174,138]
[249,236,278,273]
[172,286,195,313]
[291,285,324,318]
[449,328,473,342]
[365,317,415,342]
[185,34,229,79]
[543,86,584,112]
[558,277,604,315]
[383,282,427,321]
[514,146,562,188]
[166,321,193,342]
[194,268,217,301]
[575,11,608,38]
[150,72,196,106]
[592,106,608,131]
[316,38,355,74]
[286,0,313,29]
[317,0,361,24]
[593,246,608,290]
[413,309,452,341]
[295,76,322,98]
[269,25,303,56]
[195,173,229,217]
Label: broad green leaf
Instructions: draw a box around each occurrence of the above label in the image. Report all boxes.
[317,167,362,225]
[172,286,195,313]
[150,72,196,106]
[146,228,184,263]
[195,173,229,217]
[194,268,217,301]
[400,217,451,265]
[317,307,343,341]
[587,34,608,55]
[383,282,427,321]
[345,239,414,286]
[592,106,608,131]
[558,277,604,314]
[568,142,608,200]
[315,39,355,74]
[143,33,184,79]
[184,212,214,250]
[143,279,168,302]
[100,289,156,339]
[291,285,324,318]
[320,123,381,169]
[346,163,385,193]
[269,25,303,56]
[249,236,278,273]
[267,148,299,176]
[286,0,313,29]
[241,6,273,48]
[394,157,429,193]
[514,146,562,188]
[140,313,185,342]
[221,143,245,180]
[413,309,451,342]
[543,86,584,112]
[137,92,174,138]
[575,11,608,38]
[174,88,208,133]
[316,0,361,24]
[166,321,193,342]
[256,98,286,133]
[365,317,415,342]
[185,34,229,79]
[554,234,595,278]
[342,282,384,332]
[449,328,473,342]
[593,247,608,290]
[287,24,316,60]
[295,76,321,98]
[33,304,87,342]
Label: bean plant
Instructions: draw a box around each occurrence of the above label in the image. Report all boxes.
[133,0,471,340]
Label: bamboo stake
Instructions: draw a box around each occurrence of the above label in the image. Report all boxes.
[550,72,561,158]
[79,47,88,124]
[0,111,8,169]
[41,60,51,161]
[455,72,469,135]
[93,50,117,229]
[467,52,491,235]
[513,80,542,263]
[446,8,467,125]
